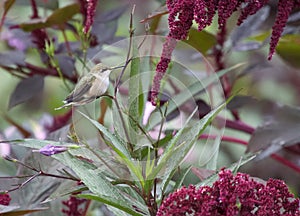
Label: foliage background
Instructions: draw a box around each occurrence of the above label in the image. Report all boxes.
[0,0,299,215]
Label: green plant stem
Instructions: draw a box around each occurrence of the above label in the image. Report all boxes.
[114,5,135,95]
[61,28,72,56]
[113,97,133,152]
[49,57,72,91]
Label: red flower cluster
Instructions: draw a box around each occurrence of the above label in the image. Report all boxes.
[157,169,300,216]
[0,193,11,206]
[151,0,300,104]
[78,0,98,34]
[62,195,87,216]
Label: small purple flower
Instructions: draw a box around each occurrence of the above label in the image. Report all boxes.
[0,193,11,206]
[38,144,68,156]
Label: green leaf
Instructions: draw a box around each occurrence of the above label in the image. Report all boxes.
[4,0,15,11]
[62,153,148,215]
[128,45,142,138]
[173,166,192,191]
[77,194,144,216]
[202,135,222,170]
[147,107,199,181]
[79,112,145,184]
[146,63,244,130]
[46,3,80,26]
[158,102,227,189]
[18,3,80,31]
[79,112,131,159]
[183,28,216,55]
[0,0,16,31]
[18,21,49,32]
[276,34,300,68]
[196,153,257,187]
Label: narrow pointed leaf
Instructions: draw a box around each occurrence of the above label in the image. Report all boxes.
[146,63,244,130]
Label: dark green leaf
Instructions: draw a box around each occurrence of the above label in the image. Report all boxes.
[183,28,216,55]
[18,21,49,32]
[18,4,80,31]
[77,194,144,216]
[46,3,80,26]
[4,0,15,11]
[276,34,300,68]
[62,153,148,215]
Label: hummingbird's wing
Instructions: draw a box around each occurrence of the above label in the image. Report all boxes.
[64,76,95,104]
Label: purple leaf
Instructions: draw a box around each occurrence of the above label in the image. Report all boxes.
[0,51,25,66]
[230,6,270,50]
[95,5,128,23]
[57,55,75,77]
[92,21,118,44]
[248,104,300,159]
[1,28,33,51]
[8,75,44,109]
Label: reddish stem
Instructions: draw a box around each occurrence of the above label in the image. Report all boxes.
[216,117,255,134]
[199,134,248,146]
[30,0,39,19]
[199,134,300,173]
[25,62,77,82]
[270,154,300,173]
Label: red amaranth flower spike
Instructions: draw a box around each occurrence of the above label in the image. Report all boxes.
[268,0,294,60]
[205,0,218,27]
[151,37,177,105]
[193,0,207,31]
[31,29,50,50]
[218,0,239,29]
[167,0,194,40]
[0,193,11,206]
[237,0,269,25]
[151,0,194,104]
[62,196,86,216]
[157,169,300,215]
[83,0,98,34]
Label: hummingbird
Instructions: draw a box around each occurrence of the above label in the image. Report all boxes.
[55,63,123,110]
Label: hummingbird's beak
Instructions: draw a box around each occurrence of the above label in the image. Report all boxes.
[110,65,125,70]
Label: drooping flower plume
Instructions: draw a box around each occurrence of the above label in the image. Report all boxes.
[151,0,300,104]
[268,0,295,60]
